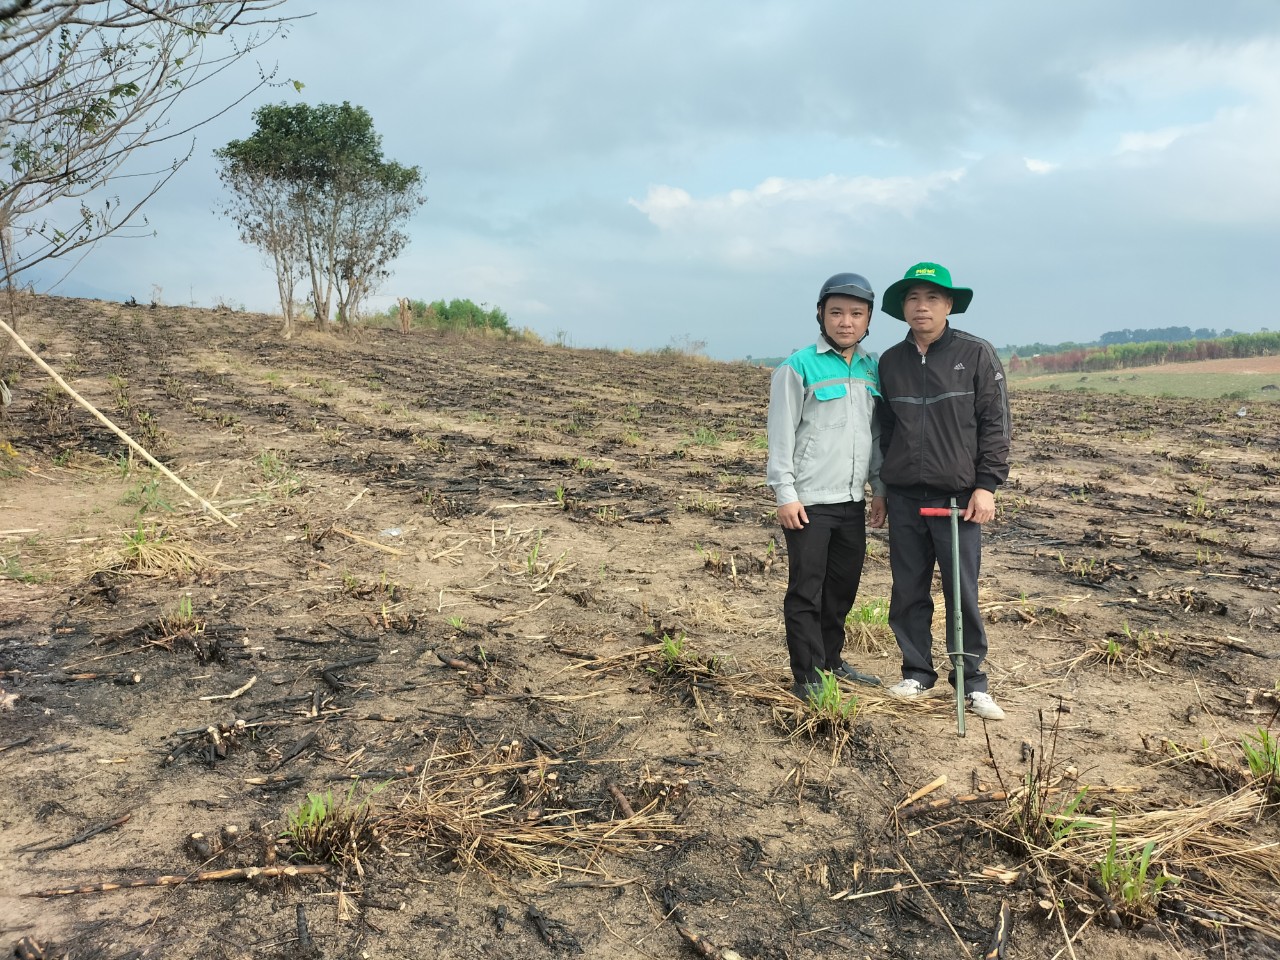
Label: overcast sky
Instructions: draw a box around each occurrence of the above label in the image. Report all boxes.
[26,0,1280,359]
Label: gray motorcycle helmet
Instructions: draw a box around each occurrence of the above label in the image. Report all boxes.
[816,272,875,346]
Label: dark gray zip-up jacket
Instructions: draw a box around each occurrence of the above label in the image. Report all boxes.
[878,324,1011,496]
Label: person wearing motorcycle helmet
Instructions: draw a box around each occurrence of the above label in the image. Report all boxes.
[766,272,887,703]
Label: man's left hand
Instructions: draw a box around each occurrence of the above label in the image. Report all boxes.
[868,495,886,528]
[963,488,996,524]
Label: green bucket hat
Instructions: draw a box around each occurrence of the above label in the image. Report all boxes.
[881,262,973,321]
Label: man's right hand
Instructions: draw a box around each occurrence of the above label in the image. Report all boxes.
[778,501,808,530]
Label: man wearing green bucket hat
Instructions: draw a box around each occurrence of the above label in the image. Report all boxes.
[877,262,1011,721]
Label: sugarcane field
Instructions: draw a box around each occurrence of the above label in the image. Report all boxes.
[1,294,1279,960]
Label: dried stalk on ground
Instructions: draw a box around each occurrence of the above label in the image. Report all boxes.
[381,739,684,879]
[24,864,327,898]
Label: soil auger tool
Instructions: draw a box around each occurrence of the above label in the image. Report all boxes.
[920,498,973,738]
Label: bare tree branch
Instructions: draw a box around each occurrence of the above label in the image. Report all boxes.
[0,1,304,290]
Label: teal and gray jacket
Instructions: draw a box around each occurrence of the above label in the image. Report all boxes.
[767,336,885,507]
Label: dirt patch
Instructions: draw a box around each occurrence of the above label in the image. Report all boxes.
[2,296,1279,959]
[1104,355,1280,377]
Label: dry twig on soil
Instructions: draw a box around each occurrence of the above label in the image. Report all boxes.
[378,738,684,879]
[23,864,328,898]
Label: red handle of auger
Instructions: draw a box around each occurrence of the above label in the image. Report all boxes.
[918,508,955,517]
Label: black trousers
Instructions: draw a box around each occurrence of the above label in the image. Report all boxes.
[886,491,988,693]
[781,500,866,685]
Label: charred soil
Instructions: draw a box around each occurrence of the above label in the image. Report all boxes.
[2,296,1279,960]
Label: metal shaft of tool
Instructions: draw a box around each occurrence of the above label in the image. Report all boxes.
[947,497,965,737]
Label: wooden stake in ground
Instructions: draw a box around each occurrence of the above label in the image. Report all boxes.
[984,899,1012,959]
[895,774,948,812]
[899,788,1010,820]
[0,316,237,528]
[675,925,743,960]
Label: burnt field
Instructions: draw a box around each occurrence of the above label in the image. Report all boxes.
[1,295,1279,960]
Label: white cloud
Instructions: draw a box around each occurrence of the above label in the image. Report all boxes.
[1077,36,1280,221]
[1115,126,1192,154]
[1088,37,1280,101]
[628,169,966,262]
[1024,157,1059,174]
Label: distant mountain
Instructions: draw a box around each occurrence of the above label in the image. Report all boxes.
[25,274,127,303]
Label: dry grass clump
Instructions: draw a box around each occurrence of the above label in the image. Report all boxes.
[647,630,730,689]
[844,597,893,655]
[989,715,1280,943]
[98,523,209,575]
[778,674,863,761]
[1008,783,1280,939]
[669,595,770,636]
[379,737,684,879]
[281,784,386,877]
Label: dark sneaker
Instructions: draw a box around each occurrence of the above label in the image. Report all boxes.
[791,681,824,703]
[833,662,882,687]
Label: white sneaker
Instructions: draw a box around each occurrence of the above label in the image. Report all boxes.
[887,678,929,699]
[966,691,1006,721]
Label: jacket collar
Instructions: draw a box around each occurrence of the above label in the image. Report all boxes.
[905,321,953,353]
[816,335,870,362]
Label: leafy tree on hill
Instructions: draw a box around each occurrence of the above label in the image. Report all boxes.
[430,298,509,330]
[215,102,426,335]
[214,160,306,335]
[1098,326,1218,345]
[387,298,509,332]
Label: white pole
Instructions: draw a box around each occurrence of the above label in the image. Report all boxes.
[0,316,238,528]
